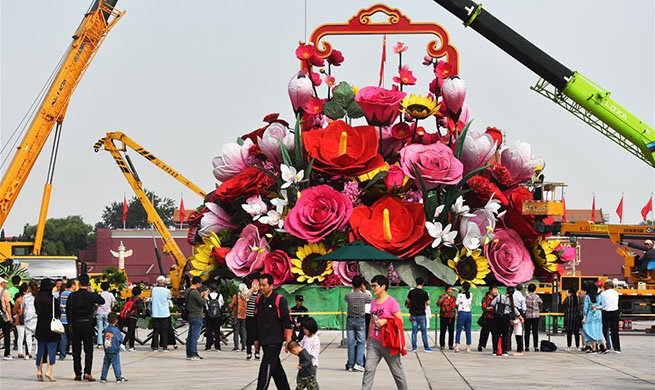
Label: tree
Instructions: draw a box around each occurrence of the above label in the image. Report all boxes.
[96,190,175,229]
[21,216,94,256]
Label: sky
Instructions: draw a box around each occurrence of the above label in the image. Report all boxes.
[1,0,653,236]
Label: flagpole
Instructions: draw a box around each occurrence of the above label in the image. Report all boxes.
[123,192,126,230]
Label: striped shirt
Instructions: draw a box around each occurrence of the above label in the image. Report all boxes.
[59,290,71,324]
[246,292,258,318]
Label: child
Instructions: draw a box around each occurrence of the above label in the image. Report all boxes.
[288,340,318,390]
[101,312,127,383]
[299,318,320,368]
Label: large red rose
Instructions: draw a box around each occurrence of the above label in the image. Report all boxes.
[214,167,275,203]
[303,120,385,177]
[350,195,431,258]
[263,250,293,286]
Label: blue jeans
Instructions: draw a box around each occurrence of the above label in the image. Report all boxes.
[346,316,366,368]
[455,311,472,345]
[101,353,122,381]
[36,340,57,366]
[186,317,202,358]
[411,315,430,350]
[58,326,68,358]
[96,314,109,345]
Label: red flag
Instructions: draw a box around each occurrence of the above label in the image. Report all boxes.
[591,194,596,223]
[562,196,567,222]
[122,195,128,228]
[641,195,653,222]
[616,195,624,223]
[378,35,386,87]
[179,197,186,228]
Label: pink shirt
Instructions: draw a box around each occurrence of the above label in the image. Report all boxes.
[369,295,400,342]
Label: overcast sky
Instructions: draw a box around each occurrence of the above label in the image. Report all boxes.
[1,0,653,236]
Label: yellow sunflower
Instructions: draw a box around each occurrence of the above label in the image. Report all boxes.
[447,247,490,286]
[291,243,334,283]
[532,237,559,272]
[400,94,440,120]
[189,231,223,278]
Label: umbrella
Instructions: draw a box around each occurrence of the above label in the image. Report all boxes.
[315,240,402,262]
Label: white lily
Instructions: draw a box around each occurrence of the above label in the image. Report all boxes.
[270,190,289,214]
[259,209,284,229]
[433,204,445,219]
[426,221,457,248]
[280,164,304,189]
[241,195,268,221]
[460,221,482,251]
[484,194,502,216]
[451,196,474,216]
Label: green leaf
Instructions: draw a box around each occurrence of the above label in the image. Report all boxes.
[333,81,355,107]
[293,113,304,167]
[304,157,315,186]
[362,170,388,190]
[279,284,304,294]
[346,100,364,119]
[415,255,457,285]
[424,191,439,221]
[394,261,428,287]
[359,262,388,282]
[236,137,244,146]
[278,138,293,167]
[323,100,346,120]
[453,120,473,159]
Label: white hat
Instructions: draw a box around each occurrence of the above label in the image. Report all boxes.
[0,277,7,283]
[156,275,166,283]
[645,239,653,246]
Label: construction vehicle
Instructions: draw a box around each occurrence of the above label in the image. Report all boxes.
[0,0,123,278]
[93,132,207,296]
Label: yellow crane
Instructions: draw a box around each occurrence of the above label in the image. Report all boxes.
[94,131,206,296]
[0,0,124,259]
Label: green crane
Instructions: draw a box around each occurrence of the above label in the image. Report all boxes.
[434,0,655,168]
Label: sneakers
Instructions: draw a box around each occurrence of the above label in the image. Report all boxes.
[255,352,260,360]
[411,348,417,353]
[439,346,445,351]
[347,367,354,372]
[186,356,199,361]
[100,379,107,383]
[600,349,609,355]
[246,354,252,360]
[477,346,483,352]
[615,350,622,354]
[197,355,204,359]
[454,346,460,353]
[117,378,128,383]
[424,348,434,353]
[162,349,170,353]
[3,355,13,360]
[353,364,365,372]
[231,348,239,352]
[128,347,136,352]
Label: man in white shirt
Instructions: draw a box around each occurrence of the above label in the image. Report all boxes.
[600,280,621,353]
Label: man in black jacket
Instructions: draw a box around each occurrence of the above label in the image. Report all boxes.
[254,273,292,390]
[67,274,105,381]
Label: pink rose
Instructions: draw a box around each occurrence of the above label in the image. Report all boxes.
[384,165,405,191]
[400,143,463,189]
[333,261,361,286]
[263,250,293,285]
[556,244,576,263]
[484,229,534,286]
[355,86,406,127]
[285,185,353,242]
[225,224,268,277]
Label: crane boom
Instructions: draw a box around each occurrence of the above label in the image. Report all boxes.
[433,0,655,167]
[0,0,124,233]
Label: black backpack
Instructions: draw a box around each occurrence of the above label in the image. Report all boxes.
[540,340,557,352]
[494,298,507,317]
[207,297,221,319]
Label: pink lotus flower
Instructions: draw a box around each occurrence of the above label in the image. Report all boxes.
[284,185,353,242]
[557,244,577,263]
[333,261,361,286]
[392,41,408,54]
[263,250,293,285]
[500,141,545,184]
[484,229,534,286]
[257,122,295,166]
[393,65,417,86]
[212,138,253,182]
[442,76,466,115]
[384,165,405,191]
[288,72,314,112]
[199,202,237,236]
[225,224,268,277]
[325,75,336,87]
[400,143,463,189]
[460,130,498,174]
[355,86,406,127]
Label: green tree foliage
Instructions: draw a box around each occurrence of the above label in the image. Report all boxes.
[21,216,94,256]
[97,190,175,229]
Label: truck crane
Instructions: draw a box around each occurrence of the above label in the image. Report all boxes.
[0,0,124,261]
[93,132,207,296]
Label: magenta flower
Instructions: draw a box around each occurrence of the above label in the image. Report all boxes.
[333,261,361,286]
[399,143,463,189]
[263,250,293,285]
[484,229,534,286]
[325,75,336,87]
[355,86,406,127]
[434,61,455,87]
[393,65,417,86]
[384,165,405,191]
[500,141,545,184]
[288,72,314,112]
[212,138,252,182]
[460,130,497,174]
[284,185,353,243]
[442,76,466,114]
[199,203,237,236]
[225,224,268,277]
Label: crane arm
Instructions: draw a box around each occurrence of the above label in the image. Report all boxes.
[433,0,655,167]
[560,221,655,245]
[0,0,124,231]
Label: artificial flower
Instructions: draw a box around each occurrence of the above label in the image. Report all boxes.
[259,209,284,228]
[393,65,417,86]
[391,122,411,140]
[350,195,432,258]
[325,75,336,87]
[442,76,467,115]
[422,55,433,66]
[280,164,304,189]
[212,138,253,182]
[451,196,472,216]
[484,228,534,286]
[303,120,385,177]
[532,237,560,272]
[459,220,482,251]
[400,143,463,189]
[400,94,440,120]
[214,166,275,203]
[257,122,295,166]
[384,164,407,191]
[425,221,457,248]
[447,247,490,286]
[500,141,545,185]
[467,175,508,205]
[301,111,328,132]
[284,185,353,243]
[460,130,498,174]
[333,261,360,286]
[291,243,334,283]
[303,97,327,115]
[296,44,318,62]
[341,180,362,207]
[189,231,223,276]
[199,202,237,236]
[288,72,314,113]
[327,49,344,66]
[379,126,404,157]
[490,163,513,188]
[434,61,455,87]
[263,250,293,285]
[502,186,540,240]
[486,126,503,147]
[355,86,406,127]
[224,224,268,277]
[270,190,289,214]
[310,71,322,86]
[392,41,408,54]
[556,244,576,263]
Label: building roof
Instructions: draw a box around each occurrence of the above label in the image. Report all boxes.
[553,209,607,223]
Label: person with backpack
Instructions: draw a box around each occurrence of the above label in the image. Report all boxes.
[185,276,209,361]
[488,287,521,356]
[454,282,473,353]
[205,285,224,351]
[100,312,127,383]
[120,286,144,351]
[477,286,495,352]
[253,273,292,390]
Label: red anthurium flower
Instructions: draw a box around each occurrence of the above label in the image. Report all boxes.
[303,120,385,177]
[391,122,411,140]
[325,75,336,87]
[393,65,417,86]
[302,97,327,115]
[392,41,408,54]
[296,44,318,61]
[311,71,322,86]
[350,195,431,258]
[327,49,344,66]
